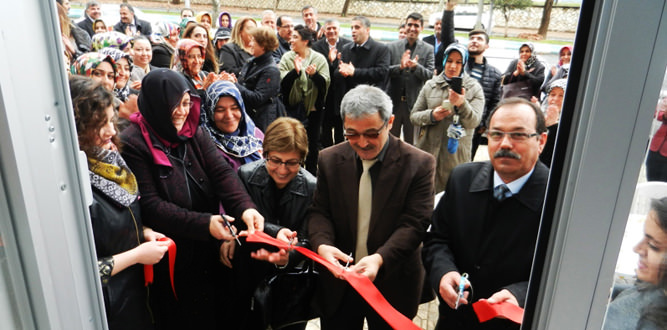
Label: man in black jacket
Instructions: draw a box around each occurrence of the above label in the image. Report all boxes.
[113,4,152,37]
[423,98,548,330]
[337,16,390,92]
[313,19,352,147]
[272,15,293,64]
[76,1,101,38]
[466,29,502,160]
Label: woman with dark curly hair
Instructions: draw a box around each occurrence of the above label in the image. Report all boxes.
[278,25,330,174]
[69,75,168,330]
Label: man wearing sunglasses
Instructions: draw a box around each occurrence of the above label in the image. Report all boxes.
[308,85,435,329]
[423,97,549,330]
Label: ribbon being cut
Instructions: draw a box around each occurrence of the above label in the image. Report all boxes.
[144,237,177,299]
[246,231,525,328]
[246,231,420,330]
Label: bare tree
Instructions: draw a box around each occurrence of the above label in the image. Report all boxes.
[494,0,533,37]
[342,0,352,17]
[537,0,554,38]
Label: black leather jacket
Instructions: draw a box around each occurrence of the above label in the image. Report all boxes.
[237,159,316,248]
[89,189,152,330]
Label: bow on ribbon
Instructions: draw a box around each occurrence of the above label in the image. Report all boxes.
[144,237,177,299]
[246,231,420,330]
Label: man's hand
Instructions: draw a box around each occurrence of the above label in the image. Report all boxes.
[219,240,236,268]
[328,47,338,63]
[438,271,469,309]
[241,208,264,234]
[400,50,411,70]
[317,244,352,278]
[487,289,519,306]
[339,61,355,77]
[349,253,383,281]
[432,105,453,122]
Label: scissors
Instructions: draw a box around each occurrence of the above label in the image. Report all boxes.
[343,252,353,270]
[455,273,469,310]
[222,214,241,246]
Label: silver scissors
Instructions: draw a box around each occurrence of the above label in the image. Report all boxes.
[455,273,469,309]
[222,214,241,246]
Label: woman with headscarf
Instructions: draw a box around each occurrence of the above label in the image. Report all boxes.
[174,39,221,102]
[183,23,219,74]
[501,42,546,100]
[178,17,197,38]
[411,43,485,193]
[195,11,214,35]
[278,25,330,175]
[542,45,572,96]
[69,75,168,330]
[71,52,117,92]
[217,11,233,29]
[538,78,567,166]
[98,47,139,130]
[120,68,264,329]
[92,31,133,53]
[202,80,263,170]
[151,21,180,68]
[218,17,257,77]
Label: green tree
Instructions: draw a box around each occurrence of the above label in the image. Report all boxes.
[494,0,533,37]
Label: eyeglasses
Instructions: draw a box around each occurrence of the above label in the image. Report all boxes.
[487,130,539,142]
[266,157,302,169]
[343,122,387,140]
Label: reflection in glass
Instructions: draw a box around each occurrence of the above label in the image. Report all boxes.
[0,234,21,328]
[603,70,667,329]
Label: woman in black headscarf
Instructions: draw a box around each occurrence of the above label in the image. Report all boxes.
[501,42,546,100]
[120,68,264,329]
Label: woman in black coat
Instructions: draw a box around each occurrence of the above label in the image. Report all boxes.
[222,26,283,132]
[501,42,545,100]
[120,69,264,329]
[70,75,168,330]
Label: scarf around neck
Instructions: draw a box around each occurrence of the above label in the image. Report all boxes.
[88,148,139,207]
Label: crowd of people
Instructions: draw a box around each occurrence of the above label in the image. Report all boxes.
[59,1,667,330]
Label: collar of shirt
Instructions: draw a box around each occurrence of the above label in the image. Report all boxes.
[355,39,369,49]
[493,167,535,194]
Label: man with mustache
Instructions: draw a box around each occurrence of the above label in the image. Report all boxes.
[423,97,549,330]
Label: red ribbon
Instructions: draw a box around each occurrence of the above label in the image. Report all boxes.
[472,299,524,324]
[246,231,420,330]
[144,237,177,300]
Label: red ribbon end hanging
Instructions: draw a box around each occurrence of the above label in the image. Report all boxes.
[144,237,178,300]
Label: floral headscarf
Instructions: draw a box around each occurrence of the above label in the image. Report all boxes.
[202,81,262,163]
[217,12,233,29]
[175,39,206,81]
[71,52,117,82]
[153,21,179,47]
[91,31,133,51]
[98,47,133,101]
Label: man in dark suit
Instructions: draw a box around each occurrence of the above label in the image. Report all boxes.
[113,4,152,37]
[423,97,549,330]
[387,12,434,144]
[308,85,435,329]
[272,15,293,63]
[337,16,390,92]
[76,1,101,38]
[313,19,352,147]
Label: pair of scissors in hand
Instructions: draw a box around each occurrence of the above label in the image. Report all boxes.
[455,273,469,310]
[222,214,241,246]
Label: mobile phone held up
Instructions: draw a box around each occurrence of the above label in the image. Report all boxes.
[449,77,462,94]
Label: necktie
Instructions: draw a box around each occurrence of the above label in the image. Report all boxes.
[493,184,512,202]
[356,159,376,261]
